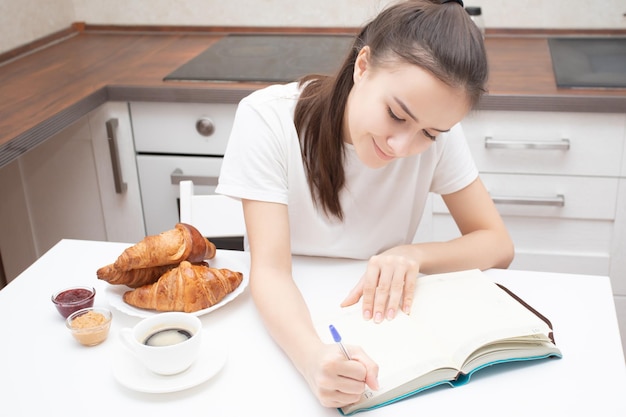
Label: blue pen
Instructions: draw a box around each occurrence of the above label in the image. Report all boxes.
[329,324,376,398]
[329,324,352,360]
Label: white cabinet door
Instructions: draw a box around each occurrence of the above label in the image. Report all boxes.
[462,111,625,177]
[131,102,236,155]
[89,102,145,242]
[425,111,626,278]
[0,159,37,281]
[129,101,237,237]
[19,115,107,253]
[0,102,144,282]
[136,154,223,236]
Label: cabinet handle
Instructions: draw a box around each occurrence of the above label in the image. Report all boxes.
[491,194,565,207]
[484,137,570,150]
[105,119,128,194]
[196,117,215,137]
[170,168,218,186]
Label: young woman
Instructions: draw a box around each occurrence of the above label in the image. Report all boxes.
[216,0,514,408]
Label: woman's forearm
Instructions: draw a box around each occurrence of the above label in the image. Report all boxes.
[411,228,514,275]
[249,264,323,374]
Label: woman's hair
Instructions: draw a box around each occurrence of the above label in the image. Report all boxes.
[294,0,488,220]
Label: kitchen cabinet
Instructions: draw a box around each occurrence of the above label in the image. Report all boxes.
[427,111,626,274]
[0,102,144,282]
[90,102,146,242]
[419,110,626,348]
[612,159,626,353]
[426,110,625,274]
[129,102,237,237]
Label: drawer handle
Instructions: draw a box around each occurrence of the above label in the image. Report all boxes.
[484,137,570,150]
[196,117,215,137]
[105,118,128,194]
[170,168,218,186]
[491,194,565,207]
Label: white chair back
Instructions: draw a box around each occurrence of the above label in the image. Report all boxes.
[179,180,245,238]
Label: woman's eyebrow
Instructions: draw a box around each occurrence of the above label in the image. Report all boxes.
[393,97,450,133]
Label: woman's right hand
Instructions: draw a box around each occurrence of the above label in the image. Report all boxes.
[242,200,379,407]
[302,343,379,408]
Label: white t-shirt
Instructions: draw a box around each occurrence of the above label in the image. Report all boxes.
[216,82,478,259]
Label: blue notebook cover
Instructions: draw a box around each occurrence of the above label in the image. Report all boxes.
[338,352,562,415]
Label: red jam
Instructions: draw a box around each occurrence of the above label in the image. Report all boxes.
[53,288,95,318]
[55,288,92,304]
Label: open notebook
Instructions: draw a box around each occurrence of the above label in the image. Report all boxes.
[316,269,562,415]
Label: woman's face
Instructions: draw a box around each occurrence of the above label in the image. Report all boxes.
[344,47,471,169]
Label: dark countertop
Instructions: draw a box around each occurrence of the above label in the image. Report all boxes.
[1,28,625,169]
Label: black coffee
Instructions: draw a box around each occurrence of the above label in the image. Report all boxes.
[143,328,193,347]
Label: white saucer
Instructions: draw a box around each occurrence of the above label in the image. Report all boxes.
[112,331,227,393]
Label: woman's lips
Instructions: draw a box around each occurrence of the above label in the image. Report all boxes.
[372,139,394,161]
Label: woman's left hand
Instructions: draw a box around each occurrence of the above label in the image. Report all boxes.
[341,245,420,323]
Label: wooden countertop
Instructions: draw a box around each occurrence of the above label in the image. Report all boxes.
[0,28,625,169]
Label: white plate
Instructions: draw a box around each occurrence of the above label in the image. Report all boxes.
[105,251,249,318]
[112,330,227,393]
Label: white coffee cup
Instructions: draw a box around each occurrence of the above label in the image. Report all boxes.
[119,312,202,375]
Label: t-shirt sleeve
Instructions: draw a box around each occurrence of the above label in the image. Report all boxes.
[429,123,478,195]
[215,96,290,205]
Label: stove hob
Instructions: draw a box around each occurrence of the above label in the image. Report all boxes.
[164,34,355,83]
[548,37,626,89]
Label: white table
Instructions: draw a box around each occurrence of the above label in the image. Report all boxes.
[1,239,625,416]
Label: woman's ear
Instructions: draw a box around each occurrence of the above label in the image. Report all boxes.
[353,46,371,83]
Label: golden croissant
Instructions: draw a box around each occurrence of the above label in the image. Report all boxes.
[122,261,244,313]
[96,263,176,288]
[113,223,216,271]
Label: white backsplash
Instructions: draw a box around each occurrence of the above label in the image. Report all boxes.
[1,0,625,55]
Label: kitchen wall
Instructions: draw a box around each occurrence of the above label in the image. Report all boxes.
[0,0,75,55]
[71,0,390,28]
[2,0,625,56]
[72,0,626,29]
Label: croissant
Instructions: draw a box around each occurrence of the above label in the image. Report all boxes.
[113,223,216,271]
[122,261,244,313]
[96,263,175,288]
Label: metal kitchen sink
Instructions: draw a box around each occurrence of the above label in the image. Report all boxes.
[548,37,626,88]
